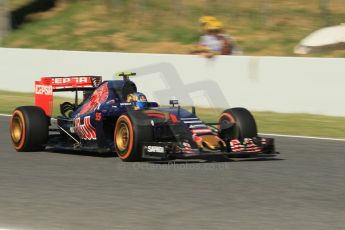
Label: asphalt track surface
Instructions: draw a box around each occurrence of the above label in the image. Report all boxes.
[0,115,344,230]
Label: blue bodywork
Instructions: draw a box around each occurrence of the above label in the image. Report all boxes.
[57,79,196,150]
[53,77,277,159]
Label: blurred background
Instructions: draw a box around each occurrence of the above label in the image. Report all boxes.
[1,0,345,57]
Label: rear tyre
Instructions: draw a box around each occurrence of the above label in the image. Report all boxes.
[10,106,49,151]
[218,107,257,140]
[114,113,152,161]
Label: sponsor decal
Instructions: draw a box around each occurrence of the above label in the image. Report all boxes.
[51,77,89,84]
[106,99,116,104]
[120,102,133,106]
[182,142,193,153]
[230,140,245,152]
[39,76,101,90]
[147,146,165,153]
[183,120,203,124]
[230,138,261,153]
[181,117,199,120]
[189,124,208,129]
[191,128,213,134]
[243,138,261,152]
[146,113,165,118]
[183,142,191,148]
[74,116,96,140]
[80,83,109,115]
[35,85,53,95]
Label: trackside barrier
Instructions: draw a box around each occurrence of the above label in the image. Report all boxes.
[0,48,345,116]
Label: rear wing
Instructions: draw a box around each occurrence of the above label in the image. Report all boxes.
[35,76,102,117]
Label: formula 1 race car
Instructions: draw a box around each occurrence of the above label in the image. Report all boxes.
[10,72,278,161]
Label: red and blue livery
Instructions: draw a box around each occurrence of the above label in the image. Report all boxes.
[10,72,278,161]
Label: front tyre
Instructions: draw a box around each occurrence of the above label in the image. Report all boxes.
[114,113,152,162]
[114,115,135,161]
[218,107,258,140]
[10,106,49,151]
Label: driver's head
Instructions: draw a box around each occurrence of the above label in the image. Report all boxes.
[126,92,147,110]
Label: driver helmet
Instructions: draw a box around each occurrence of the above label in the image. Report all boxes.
[126,92,148,110]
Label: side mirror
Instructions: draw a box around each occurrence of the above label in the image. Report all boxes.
[169,99,179,107]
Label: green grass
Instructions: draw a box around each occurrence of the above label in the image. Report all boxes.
[3,0,345,57]
[252,112,345,138]
[1,90,344,139]
[0,90,75,116]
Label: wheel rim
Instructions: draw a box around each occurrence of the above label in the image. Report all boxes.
[116,122,130,152]
[11,114,24,144]
[219,113,235,130]
[219,112,238,140]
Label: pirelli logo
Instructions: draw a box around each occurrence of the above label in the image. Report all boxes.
[35,85,53,95]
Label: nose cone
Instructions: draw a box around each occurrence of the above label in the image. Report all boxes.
[198,135,225,150]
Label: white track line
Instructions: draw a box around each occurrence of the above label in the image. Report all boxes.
[0,113,344,142]
[260,133,345,142]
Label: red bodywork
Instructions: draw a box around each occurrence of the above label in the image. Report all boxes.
[34,76,102,117]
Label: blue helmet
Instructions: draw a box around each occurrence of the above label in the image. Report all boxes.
[126,92,148,110]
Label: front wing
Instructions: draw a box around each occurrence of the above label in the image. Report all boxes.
[142,137,278,160]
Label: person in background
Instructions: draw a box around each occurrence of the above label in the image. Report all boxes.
[192,16,218,57]
[200,20,232,55]
[193,16,242,57]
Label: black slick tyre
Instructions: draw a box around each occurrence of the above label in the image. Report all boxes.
[114,113,152,162]
[10,106,49,151]
[218,107,258,140]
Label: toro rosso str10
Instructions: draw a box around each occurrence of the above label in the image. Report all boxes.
[10,72,278,161]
